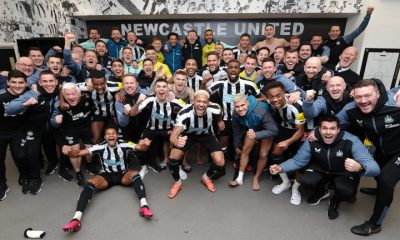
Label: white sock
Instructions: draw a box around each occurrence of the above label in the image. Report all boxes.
[140,198,148,207]
[73,211,82,221]
[292,180,300,193]
[202,173,209,180]
[236,171,244,182]
[279,173,290,185]
[176,179,182,184]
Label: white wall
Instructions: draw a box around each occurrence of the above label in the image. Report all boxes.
[347,0,400,86]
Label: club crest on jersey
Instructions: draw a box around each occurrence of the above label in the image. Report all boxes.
[395,157,400,166]
[356,119,363,127]
[314,147,321,153]
[384,115,394,124]
[336,150,343,157]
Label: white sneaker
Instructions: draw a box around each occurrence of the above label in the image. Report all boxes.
[179,167,187,180]
[290,190,302,205]
[139,165,148,179]
[272,182,291,194]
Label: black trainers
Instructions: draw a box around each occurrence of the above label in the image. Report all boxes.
[45,162,58,175]
[360,187,377,195]
[148,163,163,173]
[351,221,382,236]
[328,200,339,220]
[30,178,43,195]
[76,172,86,187]
[58,169,73,181]
[307,189,330,205]
[0,185,10,201]
[21,179,31,194]
[86,162,99,176]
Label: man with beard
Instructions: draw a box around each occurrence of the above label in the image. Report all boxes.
[62,127,153,233]
[229,93,278,190]
[270,115,379,219]
[95,40,113,71]
[295,57,331,101]
[130,79,184,176]
[6,70,59,195]
[200,52,228,88]
[311,34,330,64]
[167,90,225,198]
[334,46,360,86]
[336,79,400,236]
[0,70,29,200]
[64,33,108,83]
[273,46,285,65]
[219,48,235,70]
[51,83,94,187]
[185,58,203,92]
[298,42,313,63]
[137,58,157,95]
[106,27,127,59]
[303,76,353,119]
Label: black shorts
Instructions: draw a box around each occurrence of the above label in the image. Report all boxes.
[177,134,221,153]
[99,172,125,188]
[64,127,92,145]
[274,127,296,143]
[141,129,170,142]
[92,115,116,125]
[218,120,232,137]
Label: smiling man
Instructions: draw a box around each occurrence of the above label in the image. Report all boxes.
[0,70,29,200]
[167,90,225,198]
[334,46,360,86]
[62,127,153,233]
[270,114,379,220]
[5,70,59,195]
[336,79,400,236]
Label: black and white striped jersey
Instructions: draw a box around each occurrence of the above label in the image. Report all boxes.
[201,68,228,88]
[232,48,257,60]
[175,102,222,135]
[88,141,136,173]
[209,78,260,120]
[91,82,121,117]
[273,100,305,130]
[187,74,203,92]
[139,96,184,131]
[119,45,145,61]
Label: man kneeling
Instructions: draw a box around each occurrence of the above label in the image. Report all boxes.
[270,115,380,219]
[62,127,152,232]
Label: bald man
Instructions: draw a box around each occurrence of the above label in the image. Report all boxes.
[1,57,35,89]
[334,46,360,86]
[302,76,353,119]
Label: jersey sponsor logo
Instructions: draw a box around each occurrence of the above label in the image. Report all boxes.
[314,147,321,153]
[356,119,363,127]
[384,115,394,124]
[395,157,400,166]
[223,94,234,103]
[189,126,208,132]
[151,112,171,121]
[336,150,343,157]
[104,159,124,167]
[66,136,74,145]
